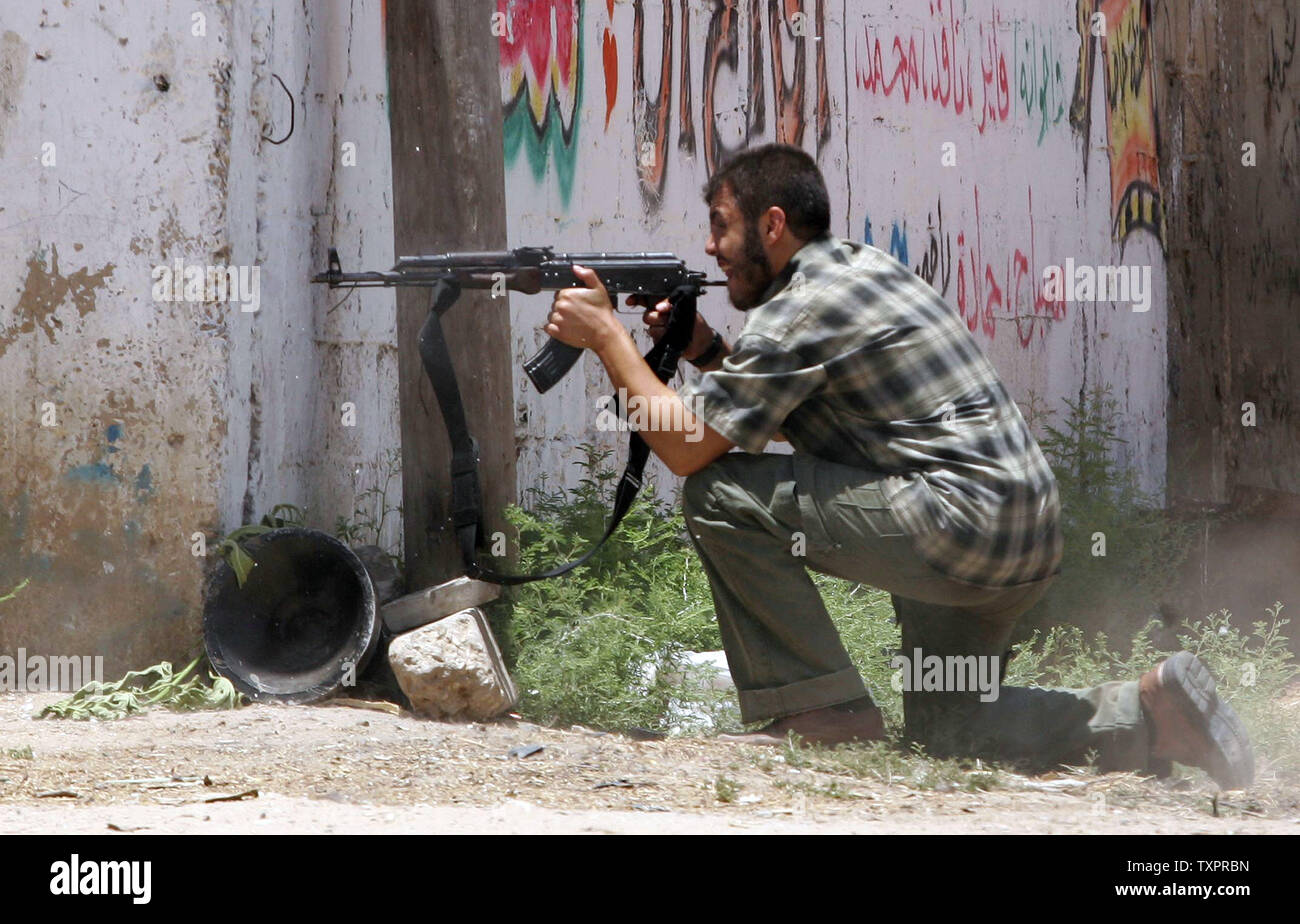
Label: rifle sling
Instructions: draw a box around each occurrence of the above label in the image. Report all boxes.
[417,278,698,586]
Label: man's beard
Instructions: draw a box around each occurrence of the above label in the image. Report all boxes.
[727,220,775,310]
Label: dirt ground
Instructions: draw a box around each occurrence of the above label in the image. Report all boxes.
[0,691,1296,835]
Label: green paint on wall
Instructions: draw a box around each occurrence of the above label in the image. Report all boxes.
[501,11,584,207]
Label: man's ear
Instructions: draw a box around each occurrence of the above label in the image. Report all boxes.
[763,206,788,244]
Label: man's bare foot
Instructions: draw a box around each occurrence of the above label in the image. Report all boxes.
[717,698,886,747]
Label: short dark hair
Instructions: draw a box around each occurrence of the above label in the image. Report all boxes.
[702,143,831,241]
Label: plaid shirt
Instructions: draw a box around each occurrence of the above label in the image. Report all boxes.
[677,234,1062,588]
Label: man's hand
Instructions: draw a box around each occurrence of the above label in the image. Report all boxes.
[578,288,735,478]
[628,293,718,361]
[546,265,623,351]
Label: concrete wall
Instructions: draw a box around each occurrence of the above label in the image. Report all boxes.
[6,0,1292,666]
[1151,0,1300,626]
[221,0,400,551]
[1155,0,1300,507]
[499,0,1171,505]
[0,0,398,671]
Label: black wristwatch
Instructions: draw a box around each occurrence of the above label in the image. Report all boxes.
[688,330,725,368]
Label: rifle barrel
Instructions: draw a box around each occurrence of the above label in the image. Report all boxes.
[314,247,725,289]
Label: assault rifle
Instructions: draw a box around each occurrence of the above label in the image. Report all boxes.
[312,246,724,585]
[313,246,723,393]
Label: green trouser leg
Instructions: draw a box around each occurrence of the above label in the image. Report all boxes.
[682,452,1151,772]
[681,455,870,723]
[890,593,1149,772]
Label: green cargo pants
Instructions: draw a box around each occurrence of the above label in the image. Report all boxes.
[682,452,1150,772]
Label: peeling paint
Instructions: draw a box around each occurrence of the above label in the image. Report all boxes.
[133,464,154,500]
[0,0,395,675]
[65,461,120,486]
[1,246,115,359]
[155,209,193,259]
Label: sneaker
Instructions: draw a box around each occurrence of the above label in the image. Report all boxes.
[1138,651,1254,789]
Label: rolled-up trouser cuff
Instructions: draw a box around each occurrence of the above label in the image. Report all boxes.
[737,666,869,725]
[1090,679,1152,773]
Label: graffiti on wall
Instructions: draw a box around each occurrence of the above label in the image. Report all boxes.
[496,0,1163,350]
[630,0,679,201]
[1069,0,1166,249]
[1015,21,1068,144]
[498,0,1165,245]
[854,0,1009,134]
[631,0,831,206]
[748,0,831,152]
[868,188,1065,347]
[499,0,584,205]
[852,1,1068,144]
[602,0,619,129]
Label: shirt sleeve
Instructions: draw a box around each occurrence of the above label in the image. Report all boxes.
[677,332,827,453]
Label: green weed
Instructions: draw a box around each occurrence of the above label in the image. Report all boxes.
[714,776,741,803]
[1019,385,1196,640]
[39,658,244,721]
[769,735,1004,792]
[0,578,29,604]
[487,444,723,735]
[216,504,305,586]
[335,447,404,572]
